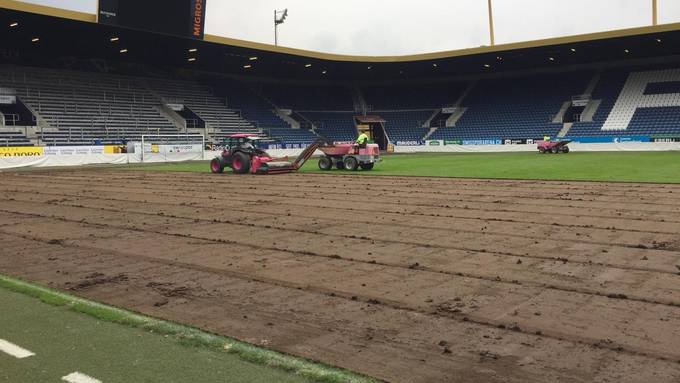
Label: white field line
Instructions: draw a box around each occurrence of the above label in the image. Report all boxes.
[0,339,35,358]
[61,372,102,383]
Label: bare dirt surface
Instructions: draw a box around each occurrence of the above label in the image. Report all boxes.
[1,169,680,382]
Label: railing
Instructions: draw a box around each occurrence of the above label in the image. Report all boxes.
[1,113,19,126]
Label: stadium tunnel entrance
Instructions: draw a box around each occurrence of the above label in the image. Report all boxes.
[355,115,388,150]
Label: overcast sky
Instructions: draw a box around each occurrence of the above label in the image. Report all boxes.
[19,0,680,55]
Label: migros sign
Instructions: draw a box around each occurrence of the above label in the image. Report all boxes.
[191,0,206,38]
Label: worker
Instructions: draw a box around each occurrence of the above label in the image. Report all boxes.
[356,131,369,148]
[543,135,550,142]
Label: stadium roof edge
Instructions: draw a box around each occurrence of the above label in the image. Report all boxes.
[3,0,680,63]
[0,0,95,23]
[204,22,680,62]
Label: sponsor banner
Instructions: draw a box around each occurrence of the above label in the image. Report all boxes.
[0,146,43,157]
[44,146,106,156]
[189,0,207,39]
[444,140,462,145]
[565,136,650,143]
[166,103,184,111]
[426,140,443,146]
[502,139,535,145]
[462,139,502,145]
[127,143,159,153]
[652,137,680,143]
[394,140,425,146]
[0,94,16,104]
[158,144,202,154]
[97,0,119,24]
[442,107,457,114]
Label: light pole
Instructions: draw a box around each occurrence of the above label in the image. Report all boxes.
[652,0,658,25]
[274,8,288,46]
[487,0,495,46]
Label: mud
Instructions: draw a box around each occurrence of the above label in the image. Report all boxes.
[1,170,680,382]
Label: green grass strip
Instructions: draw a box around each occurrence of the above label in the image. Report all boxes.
[0,274,377,383]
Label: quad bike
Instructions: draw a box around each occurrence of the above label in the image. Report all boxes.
[537,139,571,154]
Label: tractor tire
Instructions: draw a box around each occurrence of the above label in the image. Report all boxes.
[344,156,359,171]
[561,146,570,153]
[210,158,224,173]
[360,163,374,170]
[551,147,559,154]
[318,156,332,170]
[231,152,250,174]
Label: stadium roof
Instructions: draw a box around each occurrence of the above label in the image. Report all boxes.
[2,0,680,80]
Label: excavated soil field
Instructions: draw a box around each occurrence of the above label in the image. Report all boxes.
[1,169,680,382]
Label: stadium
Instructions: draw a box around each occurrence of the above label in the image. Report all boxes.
[1,0,680,382]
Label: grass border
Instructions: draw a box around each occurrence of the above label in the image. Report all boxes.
[0,274,377,383]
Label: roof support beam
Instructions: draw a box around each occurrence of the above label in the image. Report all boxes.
[652,0,658,26]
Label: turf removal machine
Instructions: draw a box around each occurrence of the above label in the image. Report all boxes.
[210,134,380,175]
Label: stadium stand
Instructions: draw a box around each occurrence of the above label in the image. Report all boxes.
[0,129,32,146]
[3,62,680,146]
[362,82,466,110]
[258,82,354,111]
[429,71,592,140]
[0,66,180,145]
[379,110,433,141]
[298,111,357,142]
[144,77,263,142]
[209,77,318,143]
[569,67,680,136]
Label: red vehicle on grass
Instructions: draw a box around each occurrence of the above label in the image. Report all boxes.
[537,139,571,154]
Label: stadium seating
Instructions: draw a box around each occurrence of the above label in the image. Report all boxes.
[298,111,357,142]
[0,129,32,146]
[571,67,680,136]
[0,66,180,145]
[429,72,591,140]
[362,82,466,110]
[144,78,262,142]
[379,111,433,141]
[259,83,354,111]
[3,63,680,146]
[210,78,318,143]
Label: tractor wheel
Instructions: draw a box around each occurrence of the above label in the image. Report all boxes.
[360,163,374,170]
[210,158,224,173]
[551,147,559,154]
[561,146,570,153]
[344,156,359,171]
[538,148,546,154]
[231,152,250,174]
[318,156,332,170]
[335,160,345,170]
